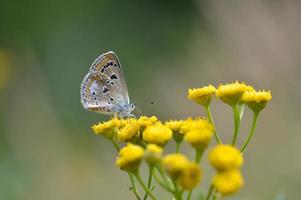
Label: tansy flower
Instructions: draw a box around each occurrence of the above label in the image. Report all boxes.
[165,120,185,142]
[178,162,202,190]
[209,145,243,171]
[213,170,244,196]
[138,116,158,131]
[117,119,140,142]
[91,118,120,138]
[180,118,213,134]
[116,143,144,172]
[143,123,172,146]
[216,81,254,106]
[242,90,272,113]
[184,127,213,150]
[188,85,216,106]
[144,144,163,165]
[162,153,190,179]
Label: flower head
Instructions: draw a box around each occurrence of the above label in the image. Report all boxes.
[213,170,244,196]
[138,116,158,130]
[116,143,144,172]
[188,85,216,106]
[242,90,272,112]
[165,120,185,142]
[162,153,190,179]
[216,81,254,106]
[209,145,243,171]
[178,162,202,190]
[117,119,140,142]
[144,144,163,165]
[91,118,120,138]
[143,122,172,146]
[180,118,212,134]
[184,127,213,150]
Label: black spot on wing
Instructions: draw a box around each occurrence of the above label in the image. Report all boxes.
[103,87,110,94]
[110,74,118,80]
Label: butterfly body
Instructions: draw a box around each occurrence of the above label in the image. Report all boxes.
[80,51,135,117]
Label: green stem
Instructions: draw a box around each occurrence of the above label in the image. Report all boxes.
[176,142,181,153]
[231,104,241,145]
[134,171,157,200]
[143,166,154,200]
[129,173,141,200]
[195,149,204,164]
[110,138,120,151]
[205,106,222,144]
[240,111,259,153]
[153,170,174,193]
[186,190,192,200]
[172,180,183,200]
[212,193,217,200]
[205,184,214,200]
[155,165,174,190]
[109,140,140,199]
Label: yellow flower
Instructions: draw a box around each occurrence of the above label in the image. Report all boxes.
[138,116,158,130]
[91,118,120,138]
[117,119,140,142]
[145,144,163,165]
[180,118,213,134]
[184,127,213,150]
[242,90,272,112]
[178,162,202,190]
[216,81,254,106]
[209,145,243,171]
[116,143,144,172]
[143,123,172,145]
[188,85,216,106]
[213,170,244,196]
[165,120,185,142]
[162,153,189,179]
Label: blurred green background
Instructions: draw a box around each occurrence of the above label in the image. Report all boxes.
[0,0,300,199]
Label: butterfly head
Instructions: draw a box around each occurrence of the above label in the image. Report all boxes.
[118,103,135,118]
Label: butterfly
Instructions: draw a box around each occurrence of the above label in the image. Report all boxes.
[80,51,135,118]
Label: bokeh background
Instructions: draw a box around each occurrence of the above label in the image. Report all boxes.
[1,0,300,199]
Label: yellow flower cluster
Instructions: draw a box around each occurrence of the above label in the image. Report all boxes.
[216,81,254,105]
[162,153,202,190]
[188,81,272,112]
[188,85,216,106]
[242,90,272,112]
[88,81,272,200]
[91,118,120,138]
[209,145,244,196]
[116,143,144,171]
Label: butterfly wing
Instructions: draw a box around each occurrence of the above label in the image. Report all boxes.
[81,72,118,114]
[89,51,130,105]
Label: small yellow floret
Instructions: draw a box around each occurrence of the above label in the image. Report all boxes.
[213,170,244,196]
[145,144,163,165]
[242,90,272,112]
[188,85,216,106]
[209,145,243,171]
[165,120,185,142]
[143,123,172,145]
[117,120,140,142]
[164,120,184,132]
[178,162,202,190]
[216,81,254,105]
[138,116,158,130]
[180,118,213,134]
[162,153,189,179]
[116,143,144,172]
[184,127,213,150]
[91,118,120,138]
